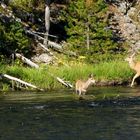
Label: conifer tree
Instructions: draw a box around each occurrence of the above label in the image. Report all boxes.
[62,0,122,61]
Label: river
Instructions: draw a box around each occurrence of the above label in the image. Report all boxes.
[0,87,140,140]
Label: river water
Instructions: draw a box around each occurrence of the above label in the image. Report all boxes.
[0,87,140,140]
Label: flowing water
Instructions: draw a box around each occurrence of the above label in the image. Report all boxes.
[0,87,140,140]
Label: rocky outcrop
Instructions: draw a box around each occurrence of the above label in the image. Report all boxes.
[32,53,53,64]
[108,0,140,50]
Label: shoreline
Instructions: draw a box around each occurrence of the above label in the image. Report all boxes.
[0,86,140,103]
[0,61,136,91]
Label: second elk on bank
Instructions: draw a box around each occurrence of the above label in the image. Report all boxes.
[125,53,140,87]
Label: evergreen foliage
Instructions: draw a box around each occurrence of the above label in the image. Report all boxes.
[61,0,125,62]
[0,20,30,57]
[0,0,126,63]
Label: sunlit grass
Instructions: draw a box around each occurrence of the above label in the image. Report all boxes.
[93,60,133,80]
[0,60,134,90]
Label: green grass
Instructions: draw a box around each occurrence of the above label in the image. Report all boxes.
[0,60,134,90]
[93,60,133,80]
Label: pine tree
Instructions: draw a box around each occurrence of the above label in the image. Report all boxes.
[62,0,123,62]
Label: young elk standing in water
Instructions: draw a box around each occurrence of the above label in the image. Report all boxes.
[75,74,96,95]
[125,53,140,87]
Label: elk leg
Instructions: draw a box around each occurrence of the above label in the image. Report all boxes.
[79,90,82,96]
[83,90,86,95]
[131,73,140,87]
[76,90,80,95]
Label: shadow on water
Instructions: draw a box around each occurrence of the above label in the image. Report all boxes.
[0,87,140,140]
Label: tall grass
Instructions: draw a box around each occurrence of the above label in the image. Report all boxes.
[93,61,133,80]
[0,60,134,90]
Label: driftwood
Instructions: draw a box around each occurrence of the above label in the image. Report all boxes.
[0,74,43,90]
[48,72,73,88]
[26,30,62,50]
[32,30,57,38]
[56,77,73,88]
[37,42,53,56]
[48,41,62,50]
[15,53,39,69]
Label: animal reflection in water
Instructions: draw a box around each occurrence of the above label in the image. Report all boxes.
[75,74,96,96]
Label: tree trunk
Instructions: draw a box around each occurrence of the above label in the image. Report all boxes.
[1,74,43,91]
[15,53,39,69]
[86,15,90,50]
[44,3,50,48]
[86,24,90,50]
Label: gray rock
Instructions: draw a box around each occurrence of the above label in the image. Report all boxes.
[32,53,53,64]
[127,7,137,17]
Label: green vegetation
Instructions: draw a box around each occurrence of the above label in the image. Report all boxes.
[0,0,126,62]
[0,21,31,57]
[61,0,125,62]
[0,0,135,92]
[0,60,133,91]
[9,0,44,12]
[10,0,34,9]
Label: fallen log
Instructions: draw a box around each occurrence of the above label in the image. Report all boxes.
[32,31,57,38]
[56,77,73,88]
[37,42,53,56]
[26,30,63,50]
[15,53,39,69]
[48,41,62,50]
[0,74,43,91]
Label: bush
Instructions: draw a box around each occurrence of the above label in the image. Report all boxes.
[0,20,31,57]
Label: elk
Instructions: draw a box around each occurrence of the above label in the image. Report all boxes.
[125,53,140,87]
[75,74,96,95]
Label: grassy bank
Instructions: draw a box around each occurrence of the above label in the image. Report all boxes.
[0,60,133,91]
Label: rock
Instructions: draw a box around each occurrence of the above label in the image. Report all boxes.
[118,2,127,14]
[135,41,140,47]
[127,7,137,17]
[32,53,53,64]
[109,1,140,49]
[124,23,136,34]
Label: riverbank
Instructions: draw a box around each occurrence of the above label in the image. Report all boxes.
[0,86,140,104]
[0,60,135,91]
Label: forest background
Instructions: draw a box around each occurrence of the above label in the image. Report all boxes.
[0,0,139,91]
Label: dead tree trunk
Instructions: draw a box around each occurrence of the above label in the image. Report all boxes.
[86,23,90,50]
[44,2,50,48]
[0,74,43,91]
[15,53,39,69]
[86,15,90,50]
[56,77,73,88]
[26,30,62,50]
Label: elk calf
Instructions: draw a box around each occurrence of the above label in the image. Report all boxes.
[75,75,96,95]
